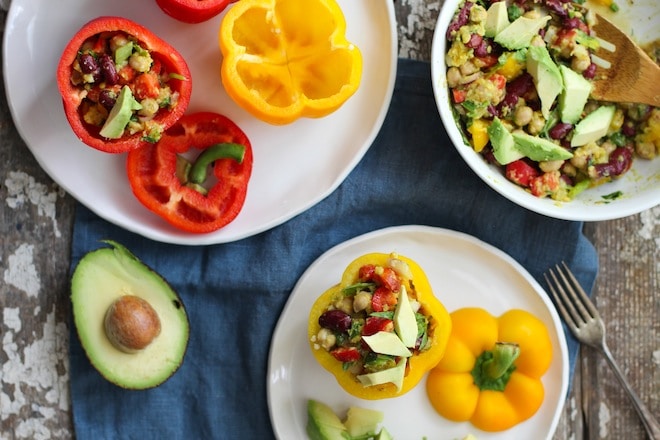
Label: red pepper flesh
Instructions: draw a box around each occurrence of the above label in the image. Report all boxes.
[56,16,192,153]
[126,112,253,233]
[155,0,234,24]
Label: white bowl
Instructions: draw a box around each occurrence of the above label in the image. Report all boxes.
[431,0,660,221]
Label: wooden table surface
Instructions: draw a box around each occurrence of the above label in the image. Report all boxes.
[0,1,657,439]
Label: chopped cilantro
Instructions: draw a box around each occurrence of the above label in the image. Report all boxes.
[602,191,623,201]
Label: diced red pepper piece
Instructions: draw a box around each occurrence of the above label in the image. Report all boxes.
[505,159,540,188]
[362,317,394,336]
[371,287,398,312]
[126,112,253,233]
[330,347,361,363]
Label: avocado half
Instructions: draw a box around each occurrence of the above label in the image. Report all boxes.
[71,240,189,389]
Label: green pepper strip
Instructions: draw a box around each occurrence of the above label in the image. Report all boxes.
[471,342,520,391]
[176,143,245,195]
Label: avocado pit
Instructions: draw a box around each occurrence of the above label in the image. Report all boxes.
[104,295,162,353]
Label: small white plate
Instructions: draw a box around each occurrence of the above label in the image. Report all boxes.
[268,225,569,440]
[3,0,396,245]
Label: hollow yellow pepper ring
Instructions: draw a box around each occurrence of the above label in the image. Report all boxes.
[218,0,363,125]
[426,307,553,431]
[308,253,452,400]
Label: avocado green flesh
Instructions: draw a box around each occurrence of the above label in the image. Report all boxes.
[71,241,189,389]
[306,400,347,440]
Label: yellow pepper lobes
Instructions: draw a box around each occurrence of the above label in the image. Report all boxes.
[426,307,552,431]
[308,253,452,400]
[219,0,363,125]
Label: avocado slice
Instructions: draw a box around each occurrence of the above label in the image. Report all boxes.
[488,117,524,165]
[344,406,384,438]
[375,427,394,440]
[494,15,551,50]
[571,105,616,147]
[70,240,189,389]
[306,400,347,440]
[527,45,563,119]
[393,285,418,348]
[362,331,412,357]
[357,358,407,391]
[99,85,142,139]
[512,131,574,161]
[559,65,592,124]
[484,1,509,38]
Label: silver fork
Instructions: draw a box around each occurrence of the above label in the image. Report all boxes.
[544,262,660,440]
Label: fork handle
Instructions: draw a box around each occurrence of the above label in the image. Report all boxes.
[601,344,660,439]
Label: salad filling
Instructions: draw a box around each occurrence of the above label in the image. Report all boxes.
[445,0,659,201]
[70,30,182,143]
[311,256,432,387]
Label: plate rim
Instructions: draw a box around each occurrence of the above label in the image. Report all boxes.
[267,224,569,439]
[2,0,398,245]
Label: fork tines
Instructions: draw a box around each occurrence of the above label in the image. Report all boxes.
[544,262,599,330]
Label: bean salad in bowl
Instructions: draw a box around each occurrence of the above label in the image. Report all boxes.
[431,0,659,221]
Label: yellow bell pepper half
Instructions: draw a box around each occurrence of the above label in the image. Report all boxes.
[219,0,363,125]
[426,307,553,432]
[308,253,452,400]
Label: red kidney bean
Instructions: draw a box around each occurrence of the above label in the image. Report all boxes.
[79,53,98,74]
[549,122,573,139]
[447,2,473,40]
[319,310,352,333]
[99,54,119,85]
[593,147,633,178]
[583,63,597,79]
[98,90,117,110]
[544,0,567,17]
[564,17,582,30]
[466,34,483,49]
[621,121,636,137]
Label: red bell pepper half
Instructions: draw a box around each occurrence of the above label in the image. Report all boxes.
[155,0,234,24]
[56,16,192,153]
[126,112,253,233]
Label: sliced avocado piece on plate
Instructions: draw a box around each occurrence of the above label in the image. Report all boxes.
[484,1,509,38]
[494,15,551,50]
[527,45,563,119]
[571,105,616,147]
[71,240,189,389]
[99,85,142,139]
[344,406,384,438]
[559,64,593,124]
[513,131,573,161]
[488,117,524,165]
[306,400,347,440]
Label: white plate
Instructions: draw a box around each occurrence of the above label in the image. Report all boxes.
[430,0,660,221]
[268,225,569,440]
[3,0,396,245]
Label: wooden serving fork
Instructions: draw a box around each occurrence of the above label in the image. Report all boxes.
[589,14,660,106]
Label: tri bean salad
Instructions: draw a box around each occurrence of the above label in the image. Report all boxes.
[445,0,659,201]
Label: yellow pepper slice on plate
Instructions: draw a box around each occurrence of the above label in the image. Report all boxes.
[308,252,452,400]
[426,307,552,431]
[218,0,362,125]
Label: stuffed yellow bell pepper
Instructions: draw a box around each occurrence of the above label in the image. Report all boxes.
[219,0,362,125]
[426,307,552,431]
[308,252,451,400]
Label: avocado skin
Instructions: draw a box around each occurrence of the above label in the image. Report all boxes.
[71,240,189,390]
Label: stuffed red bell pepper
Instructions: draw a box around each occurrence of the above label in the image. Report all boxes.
[126,111,253,233]
[56,16,192,153]
[155,0,234,24]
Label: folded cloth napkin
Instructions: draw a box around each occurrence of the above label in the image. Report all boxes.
[69,58,598,439]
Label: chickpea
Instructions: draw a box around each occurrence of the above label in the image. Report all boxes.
[539,159,565,173]
[570,45,591,72]
[636,141,657,159]
[353,291,372,313]
[460,60,479,76]
[129,52,153,73]
[600,140,616,155]
[527,111,546,135]
[513,105,534,127]
[446,67,462,88]
[470,5,488,23]
[334,297,353,315]
[523,8,542,19]
[110,34,130,53]
[530,35,546,47]
[138,98,159,118]
[315,328,336,351]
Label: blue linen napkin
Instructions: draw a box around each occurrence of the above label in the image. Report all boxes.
[69,58,598,439]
